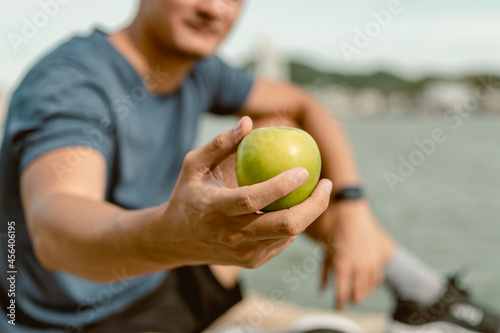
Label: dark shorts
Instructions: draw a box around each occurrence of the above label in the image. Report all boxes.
[83,265,242,333]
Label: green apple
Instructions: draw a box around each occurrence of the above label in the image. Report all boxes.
[235,126,322,211]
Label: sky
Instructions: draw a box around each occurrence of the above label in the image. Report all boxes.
[1,0,500,92]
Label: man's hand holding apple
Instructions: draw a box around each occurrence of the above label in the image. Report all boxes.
[145,116,333,269]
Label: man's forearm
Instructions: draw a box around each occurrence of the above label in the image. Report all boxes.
[31,193,187,282]
[237,79,360,191]
[293,92,366,244]
[298,95,361,191]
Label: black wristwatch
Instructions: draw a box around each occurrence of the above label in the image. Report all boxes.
[332,186,364,202]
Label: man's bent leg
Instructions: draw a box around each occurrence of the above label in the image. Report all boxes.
[209,265,242,290]
[385,246,445,305]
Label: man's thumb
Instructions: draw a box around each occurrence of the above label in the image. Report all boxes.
[191,116,252,169]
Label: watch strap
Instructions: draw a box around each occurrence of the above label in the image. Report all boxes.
[332,186,364,202]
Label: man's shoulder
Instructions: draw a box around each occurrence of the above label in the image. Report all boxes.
[24,29,113,83]
[12,30,119,103]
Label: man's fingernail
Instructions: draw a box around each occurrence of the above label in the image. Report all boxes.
[325,180,333,194]
[293,169,309,185]
[234,118,244,135]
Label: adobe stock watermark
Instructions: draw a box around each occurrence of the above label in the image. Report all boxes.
[384,76,499,192]
[339,0,407,63]
[50,65,169,183]
[111,64,169,121]
[6,0,73,54]
[50,130,105,183]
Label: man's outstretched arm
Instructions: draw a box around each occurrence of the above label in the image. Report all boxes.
[21,117,332,282]
[236,79,396,309]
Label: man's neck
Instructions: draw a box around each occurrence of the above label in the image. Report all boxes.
[108,26,195,95]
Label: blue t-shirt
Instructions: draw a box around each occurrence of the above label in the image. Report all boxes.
[0,29,253,332]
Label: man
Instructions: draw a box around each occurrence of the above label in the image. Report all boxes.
[0,1,498,332]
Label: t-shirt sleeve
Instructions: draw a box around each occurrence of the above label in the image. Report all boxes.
[7,61,115,172]
[203,56,254,115]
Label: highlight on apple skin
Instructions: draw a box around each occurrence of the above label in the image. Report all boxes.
[235,126,322,212]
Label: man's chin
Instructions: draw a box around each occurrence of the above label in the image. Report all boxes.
[173,40,218,59]
[179,47,215,60]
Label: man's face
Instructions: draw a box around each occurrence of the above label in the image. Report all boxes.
[141,0,243,58]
